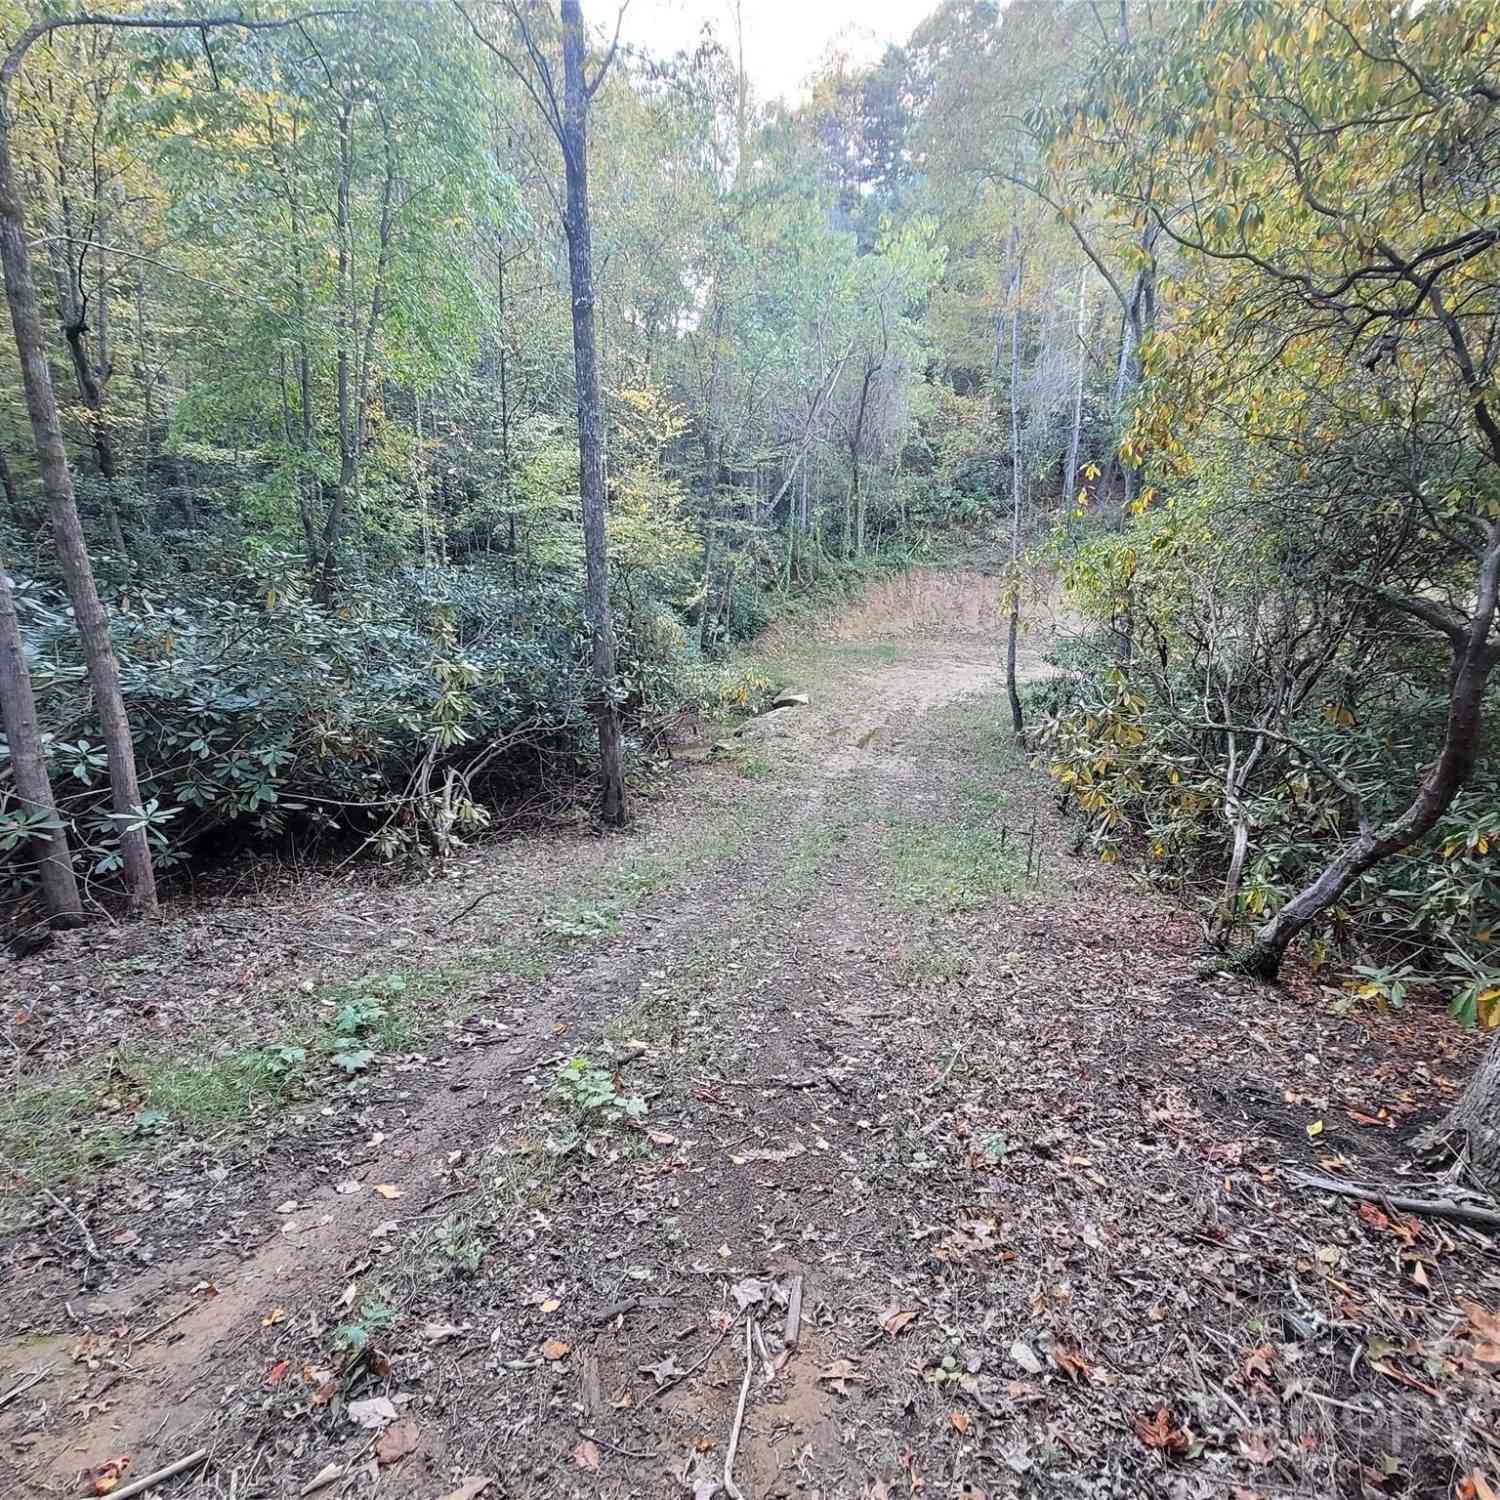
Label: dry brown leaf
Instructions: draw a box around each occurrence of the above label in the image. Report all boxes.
[373,1184,402,1200]
[1460,1474,1499,1500]
[817,1357,865,1394]
[540,1338,571,1361]
[1356,1202,1389,1232]
[730,1142,806,1165]
[880,1306,916,1337]
[1133,1407,1188,1453]
[573,1439,601,1472]
[1237,1431,1273,1466]
[91,1458,130,1496]
[374,1420,419,1466]
[1244,1345,1276,1382]
[261,1306,286,1327]
[539,1298,561,1313]
[949,1410,970,1434]
[1051,1341,1091,1383]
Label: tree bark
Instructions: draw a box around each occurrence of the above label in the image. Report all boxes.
[1063,264,1089,514]
[1441,1037,1500,1193]
[561,0,627,826]
[0,67,156,917]
[1005,231,1025,741]
[0,560,83,927]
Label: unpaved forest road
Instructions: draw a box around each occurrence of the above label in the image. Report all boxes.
[3,571,1496,1500]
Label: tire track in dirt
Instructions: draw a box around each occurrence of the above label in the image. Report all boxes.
[4,577,1040,1496]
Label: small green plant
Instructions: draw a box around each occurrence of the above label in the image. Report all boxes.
[266,1044,308,1074]
[334,997,388,1034]
[544,904,620,941]
[333,1297,396,1352]
[549,1056,646,1128]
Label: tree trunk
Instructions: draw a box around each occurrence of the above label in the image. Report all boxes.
[1229,523,1499,979]
[0,78,157,917]
[0,560,83,927]
[1063,264,1089,514]
[561,0,627,826]
[1005,232,1025,741]
[1441,1037,1500,1193]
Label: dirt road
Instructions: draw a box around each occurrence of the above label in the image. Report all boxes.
[3,574,1493,1499]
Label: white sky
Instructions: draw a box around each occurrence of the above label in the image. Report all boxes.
[619,0,936,105]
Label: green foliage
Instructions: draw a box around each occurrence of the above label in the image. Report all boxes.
[549,1056,647,1130]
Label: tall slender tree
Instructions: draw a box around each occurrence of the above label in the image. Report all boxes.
[0,561,82,928]
[463,0,629,825]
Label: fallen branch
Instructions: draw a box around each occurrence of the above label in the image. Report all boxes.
[783,1275,803,1351]
[0,1367,51,1409]
[1288,1171,1500,1229]
[42,1187,102,1261]
[576,1427,658,1461]
[105,1449,209,1499]
[723,1318,754,1500]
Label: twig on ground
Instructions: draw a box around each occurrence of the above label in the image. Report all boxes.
[577,1427,659,1461]
[0,1368,52,1409]
[104,1448,209,1499]
[138,1304,193,1344]
[650,1314,740,1404]
[42,1187,102,1261]
[444,888,509,927]
[723,1318,754,1500]
[1288,1170,1500,1229]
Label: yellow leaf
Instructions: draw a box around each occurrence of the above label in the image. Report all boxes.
[1306,1119,1324,1138]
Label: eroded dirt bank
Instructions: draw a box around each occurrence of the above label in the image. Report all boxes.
[3,574,1495,1500]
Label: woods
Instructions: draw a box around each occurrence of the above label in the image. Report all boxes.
[2,3,1499,1495]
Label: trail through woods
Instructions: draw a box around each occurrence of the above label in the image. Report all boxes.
[3,573,1496,1499]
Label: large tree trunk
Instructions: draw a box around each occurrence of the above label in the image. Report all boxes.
[0,560,83,927]
[1229,522,1499,980]
[0,74,157,917]
[1442,1038,1500,1193]
[561,0,627,826]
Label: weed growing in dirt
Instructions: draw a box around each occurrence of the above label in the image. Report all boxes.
[549,1056,647,1133]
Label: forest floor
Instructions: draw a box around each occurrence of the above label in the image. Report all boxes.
[2,571,1497,1500]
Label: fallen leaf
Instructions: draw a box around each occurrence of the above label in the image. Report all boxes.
[422,1321,467,1344]
[647,1130,676,1146]
[298,1462,343,1497]
[1244,1346,1276,1382]
[1356,1201,1390,1232]
[880,1306,916,1337]
[539,1298,561,1314]
[375,1421,419,1466]
[261,1306,287,1327]
[573,1439,601,1472]
[638,1355,686,1386]
[1306,1119,1324,1138]
[1008,1340,1043,1376]
[732,1277,770,1311]
[1237,1431,1273,1465]
[373,1185,402,1200]
[1410,1261,1430,1290]
[334,1179,363,1195]
[91,1457,130,1496]
[1051,1341,1091,1383]
[347,1395,398,1430]
[1133,1407,1188,1453]
[1459,1473,1497,1500]
[949,1410,971,1434]
[438,1479,495,1500]
[540,1338,571,1361]
[267,1359,291,1386]
[817,1357,865,1394]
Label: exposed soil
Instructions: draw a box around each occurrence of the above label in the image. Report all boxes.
[2,572,1496,1500]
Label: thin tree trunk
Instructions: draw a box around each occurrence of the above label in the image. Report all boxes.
[1005,231,1025,741]
[1063,264,1089,514]
[0,72,156,917]
[0,559,83,927]
[561,0,626,826]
